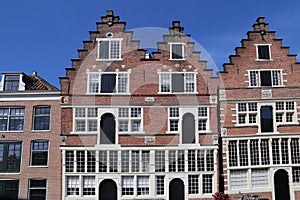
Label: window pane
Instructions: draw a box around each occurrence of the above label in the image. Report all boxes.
[110,40,120,59]
[99,41,109,59]
[258,45,270,60]
[122,176,134,195]
[228,141,238,167]
[185,73,194,92]
[249,71,258,86]
[101,74,116,93]
[83,176,95,196]
[89,74,99,93]
[260,71,272,86]
[4,75,19,91]
[66,176,79,196]
[239,140,248,166]
[172,74,184,92]
[0,180,19,199]
[156,176,164,195]
[160,73,170,92]
[171,44,183,59]
[29,179,47,200]
[230,170,247,189]
[188,175,199,194]
[251,169,268,187]
[34,107,50,131]
[202,174,213,193]
[137,176,149,195]
[118,74,128,93]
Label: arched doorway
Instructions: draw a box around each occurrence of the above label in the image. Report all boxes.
[274,169,290,200]
[169,178,184,200]
[99,179,117,200]
[182,113,195,144]
[100,113,116,144]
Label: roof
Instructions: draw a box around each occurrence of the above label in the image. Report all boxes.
[25,73,58,91]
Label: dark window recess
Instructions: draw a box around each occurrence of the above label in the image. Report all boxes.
[260,106,273,132]
[4,75,19,91]
[0,180,19,200]
[172,74,184,92]
[258,45,270,60]
[0,143,21,172]
[99,41,109,59]
[33,107,50,130]
[31,141,48,166]
[29,179,47,200]
[171,44,183,59]
[101,74,116,93]
[260,71,272,86]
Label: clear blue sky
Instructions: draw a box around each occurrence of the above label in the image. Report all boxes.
[1,0,300,87]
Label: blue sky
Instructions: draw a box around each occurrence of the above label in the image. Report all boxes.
[0,0,300,87]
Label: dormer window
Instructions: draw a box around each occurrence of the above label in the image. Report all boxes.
[248,70,283,87]
[170,43,184,60]
[96,38,122,61]
[4,75,20,91]
[256,44,271,60]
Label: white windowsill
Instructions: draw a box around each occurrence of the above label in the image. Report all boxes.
[85,93,131,95]
[96,58,122,61]
[255,58,273,61]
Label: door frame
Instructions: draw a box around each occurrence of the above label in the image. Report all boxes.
[272,168,294,200]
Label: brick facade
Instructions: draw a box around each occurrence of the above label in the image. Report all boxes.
[2,11,300,200]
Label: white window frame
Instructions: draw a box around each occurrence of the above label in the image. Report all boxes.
[0,107,25,132]
[255,44,272,61]
[32,106,51,131]
[30,140,49,167]
[96,38,122,61]
[198,107,210,132]
[168,107,180,132]
[87,72,130,94]
[248,69,283,87]
[275,101,297,125]
[158,72,197,94]
[236,102,258,126]
[73,107,98,133]
[28,179,47,199]
[169,42,185,60]
[118,107,143,134]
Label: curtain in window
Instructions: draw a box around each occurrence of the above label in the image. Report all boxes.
[99,41,109,59]
[101,74,116,93]
[172,74,184,92]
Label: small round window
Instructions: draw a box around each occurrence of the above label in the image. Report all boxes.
[106,32,113,38]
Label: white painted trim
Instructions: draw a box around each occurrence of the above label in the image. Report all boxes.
[0,96,60,101]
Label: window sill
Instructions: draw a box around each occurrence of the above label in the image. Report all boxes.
[169,58,185,61]
[0,130,23,133]
[157,92,197,94]
[85,93,131,95]
[70,132,98,135]
[96,58,122,61]
[118,132,145,135]
[0,172,20,174]
[31,130,51,132]
[166,131,179,134]
[255,58,273,61]
[30,165,48,168]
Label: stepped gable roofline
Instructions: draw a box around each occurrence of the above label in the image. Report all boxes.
[163,21,191,37]
[97,10,126,26]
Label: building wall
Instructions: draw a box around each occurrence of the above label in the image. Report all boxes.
[219,17,300,200]
[60,11,219,200]
[0,95,61,199]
